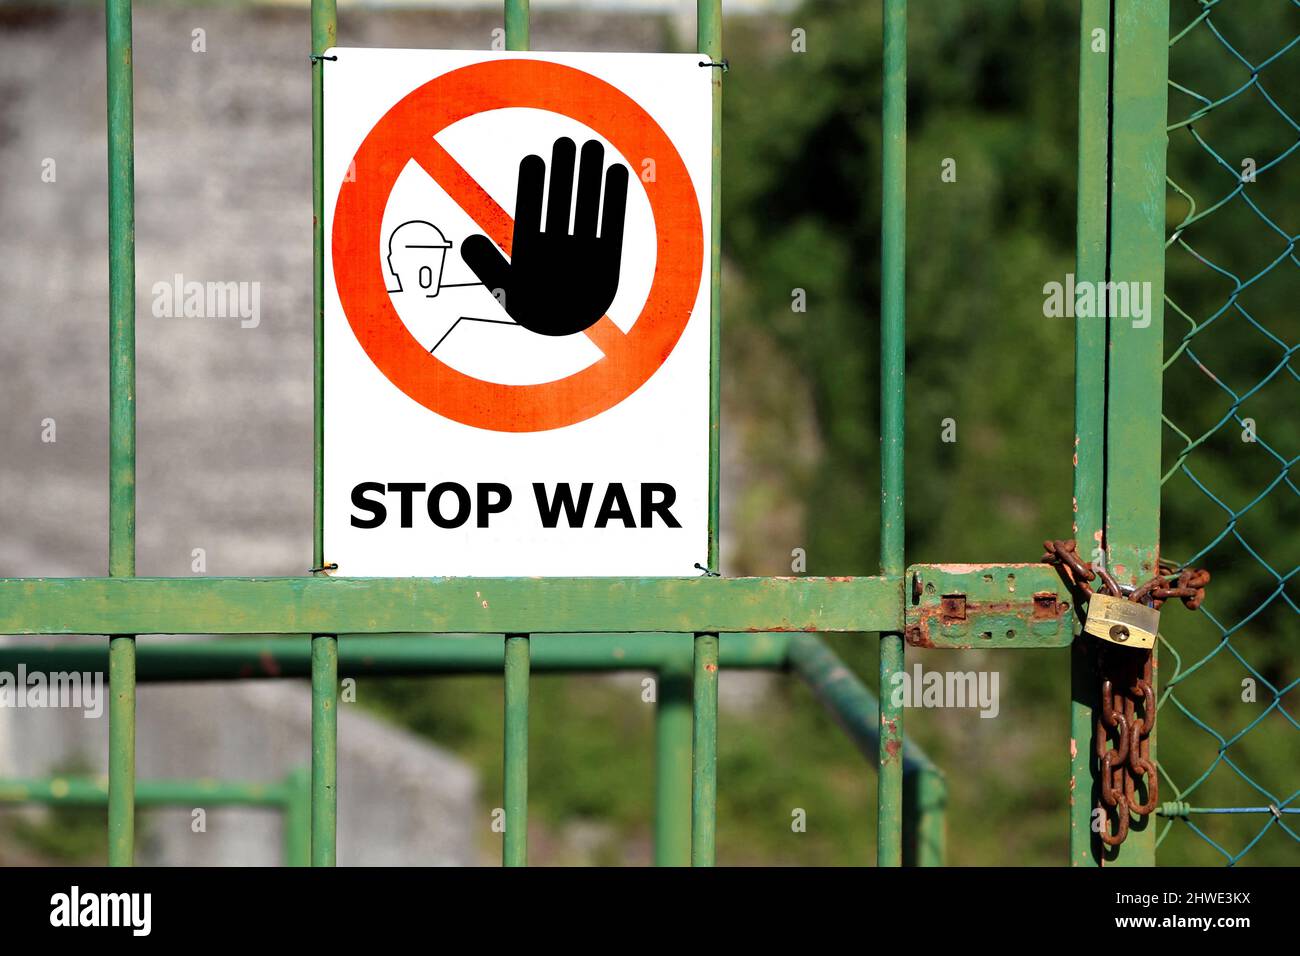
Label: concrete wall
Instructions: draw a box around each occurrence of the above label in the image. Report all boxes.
[0,663,479,865]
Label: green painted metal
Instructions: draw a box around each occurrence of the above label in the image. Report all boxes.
[0,772,308,866]
[877,0,908,870]
[654,662,693,866]
[310,0,340,870]
[284,766,312,867]
[505,0,529,50]
[31,0,973,868]
[310,633,338,866]
[1070,0,1112,867]
[1069,636,1101,866]
[0,576,899,636]
[105,0,137,870]
[0,776,291,807]
[902,765,947,868]
[904,564,1075,649]
[503,633,530,866]
[786,634,946,866]
[690,632,718,866]
[692,0,724,871]
[1101,0,1169,867]
[0,633,940,866]
[500,0,531,872]
[698,0,722,571]
[106,3,136,586]
[311,0,339,870]
[107,637,136,866]
[1106,0,1168,591]
[0,633,792,679]
[311,0,335,576]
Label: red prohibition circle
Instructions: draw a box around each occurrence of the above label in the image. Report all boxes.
[332,59,704,432]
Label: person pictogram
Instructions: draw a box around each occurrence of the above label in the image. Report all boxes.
[385,220,456,297]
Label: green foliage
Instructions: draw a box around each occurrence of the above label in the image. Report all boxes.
[718,0,1297,864]
[722,0,1081,864]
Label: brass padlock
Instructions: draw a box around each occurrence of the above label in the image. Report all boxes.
[1083,592,1160,649]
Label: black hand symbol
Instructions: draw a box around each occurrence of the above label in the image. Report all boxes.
[461,137,629,337]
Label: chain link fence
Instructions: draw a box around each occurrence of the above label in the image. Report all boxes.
[1158,0,1299,865]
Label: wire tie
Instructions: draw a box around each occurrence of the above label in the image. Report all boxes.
[698,59,729,72]
[693,562,720,577]
[309,562,338,575]
[310,54,338,64]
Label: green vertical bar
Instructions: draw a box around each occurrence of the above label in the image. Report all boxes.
[918,768,947,867]
[312,5,335,567]
[690,632,718,866]
[691,0,723,872]
[500,0,531,872]
[1102,0,1168,868]
[877,0,907,869]
[106,0,136,869]
[504,0,529,50]
[310,634,337,865]
[503,633,530,866]
[654,664,693,866]
[284,766,312,867]
[107,637,135,865]
[106,10,135,577]
[310,0,338,868]
[1071,0,1112,867]
[699,0,722,565]
[902,766,947,867]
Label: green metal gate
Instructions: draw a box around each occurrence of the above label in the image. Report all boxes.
[0,0,1292,866]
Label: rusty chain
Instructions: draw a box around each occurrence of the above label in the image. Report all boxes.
[1041,538,1209,849]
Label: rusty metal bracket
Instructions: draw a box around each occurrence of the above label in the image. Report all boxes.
[905,564,1074,649]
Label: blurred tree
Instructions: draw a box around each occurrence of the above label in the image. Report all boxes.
[718,0,1296,864]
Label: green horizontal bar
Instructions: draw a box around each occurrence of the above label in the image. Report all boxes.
[0,576,900,636]
[0,777,292,808]
[0,633,792,680]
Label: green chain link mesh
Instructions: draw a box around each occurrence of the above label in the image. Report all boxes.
[1158,0,1299,865]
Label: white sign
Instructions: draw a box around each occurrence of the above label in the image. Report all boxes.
[324,49,712,576]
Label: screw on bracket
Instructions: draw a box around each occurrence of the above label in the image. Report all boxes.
[939,594,967,623]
